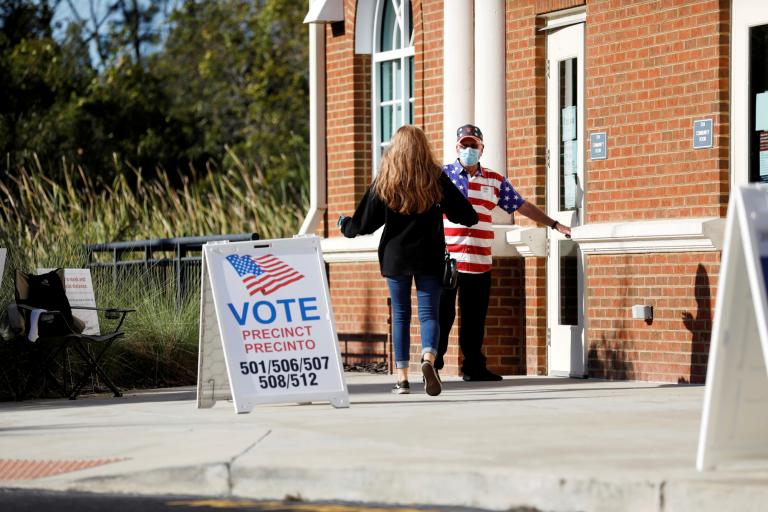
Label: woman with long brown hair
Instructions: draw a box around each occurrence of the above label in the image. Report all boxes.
[340,125,477,396]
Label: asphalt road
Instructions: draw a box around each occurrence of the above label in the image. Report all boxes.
[0,489,532,512]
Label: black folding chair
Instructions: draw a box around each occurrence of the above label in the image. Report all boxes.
[11,268,134,399]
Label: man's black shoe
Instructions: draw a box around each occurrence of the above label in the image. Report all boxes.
[421,360,442,396]
[462,369,503,382]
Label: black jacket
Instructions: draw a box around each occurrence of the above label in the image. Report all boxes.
[341,173,478,277]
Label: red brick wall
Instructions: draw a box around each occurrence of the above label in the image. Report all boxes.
[506,2,544,204]
[327,262,391,366]
[485,257,526,373]
[523,257,548,375]
[585,0,730,222]
[536,0,585,14]
[586,252,720,383]
[415,0,443,153]
[324,0,372,238]
[505,3,553,375]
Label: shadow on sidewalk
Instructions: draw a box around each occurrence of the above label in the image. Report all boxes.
[0,386,197,412]
[345,377,691,397]
[0,377,696,412]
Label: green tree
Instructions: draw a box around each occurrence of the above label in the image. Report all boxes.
[0,0,96,178]
[154,0,309,193]
[2,0,309,191]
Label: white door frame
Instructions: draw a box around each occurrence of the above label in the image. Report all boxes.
[732,0,768,187]
[545,21,587,378]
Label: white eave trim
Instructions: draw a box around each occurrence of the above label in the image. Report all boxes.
[304,0,344,24]
[321,229,382,263]
[505,226,547,257]
[571,218,726,255]
[320,225,521,264]
[538,6,586,32]
[321,217,726,263]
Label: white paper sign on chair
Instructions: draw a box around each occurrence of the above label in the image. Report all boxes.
[37,268,100,335]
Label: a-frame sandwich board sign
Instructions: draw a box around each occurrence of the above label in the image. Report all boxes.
[196,236,349,413]
[697,183,768,470]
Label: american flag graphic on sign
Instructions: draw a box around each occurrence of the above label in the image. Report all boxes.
[226,254,304,296]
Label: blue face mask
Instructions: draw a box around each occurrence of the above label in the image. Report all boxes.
[459,147,480,166]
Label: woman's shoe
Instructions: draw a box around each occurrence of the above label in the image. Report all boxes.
[392,380,410,394]
[421,360,442,396]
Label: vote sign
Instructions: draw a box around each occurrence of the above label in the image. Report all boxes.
[197,236,349,413]
[697,184,768,470]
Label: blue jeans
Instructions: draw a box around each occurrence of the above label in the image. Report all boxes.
[385,274,442,369]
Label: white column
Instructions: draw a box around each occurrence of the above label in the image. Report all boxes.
[474,0,506,174]
[299,23,327,235]
[443,0,474,163]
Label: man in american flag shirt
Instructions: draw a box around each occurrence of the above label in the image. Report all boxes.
[437,124,571,381]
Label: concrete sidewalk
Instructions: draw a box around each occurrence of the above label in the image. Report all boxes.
[0,374,766,512]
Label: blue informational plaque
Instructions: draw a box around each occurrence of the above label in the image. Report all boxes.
[590,132,606,160]
[693,119,713,149]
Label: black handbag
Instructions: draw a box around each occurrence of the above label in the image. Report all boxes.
[443,250,458,289]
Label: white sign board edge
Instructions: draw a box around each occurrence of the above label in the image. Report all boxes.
[0,248,6,288]
[37,267,100,335]
[197,245,233,408]
[696,184,768,471]
[198,236,349,414]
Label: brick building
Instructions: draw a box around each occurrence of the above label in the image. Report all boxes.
[299,0,768,383]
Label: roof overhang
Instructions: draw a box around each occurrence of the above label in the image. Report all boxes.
[304,0,344,24]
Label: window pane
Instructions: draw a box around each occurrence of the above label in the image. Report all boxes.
[381,105,393,143]
[380,62,392,102]
[750,24,768,183]
[408,56,414,100]
[394,0,402,50]
[559,239,579,326]
[408,100,413,124]
[381,0,395,51]
[394,59,402,100]
[395,103,403,129]
[407,0,413,45]
[559,58,578,211]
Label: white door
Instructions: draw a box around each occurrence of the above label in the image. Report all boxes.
[732,0,768,186]
[546,23,586,377]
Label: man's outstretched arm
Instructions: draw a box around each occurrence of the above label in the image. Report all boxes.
[517,202,572,238]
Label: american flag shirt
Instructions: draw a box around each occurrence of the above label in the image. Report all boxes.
[443,160,525,274]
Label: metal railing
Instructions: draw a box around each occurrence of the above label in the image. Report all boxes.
[85,233,259,306]
[85,233,392,372]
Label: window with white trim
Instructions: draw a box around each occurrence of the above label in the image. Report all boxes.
[372,0,414,173]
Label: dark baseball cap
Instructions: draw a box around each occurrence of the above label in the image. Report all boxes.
[456,124,483,145]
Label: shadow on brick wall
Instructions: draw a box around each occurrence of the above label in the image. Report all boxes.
[681,263,712,384]
[588,268,634,380]
[587,340,634,380]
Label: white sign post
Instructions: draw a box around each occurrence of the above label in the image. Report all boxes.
[697,184,768,470]
[38,268,100,335]
[196,236,349,413]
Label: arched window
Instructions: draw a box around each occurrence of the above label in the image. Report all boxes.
[372,0,414,173]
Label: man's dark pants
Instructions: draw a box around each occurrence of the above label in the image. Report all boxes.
[436,271,491,374]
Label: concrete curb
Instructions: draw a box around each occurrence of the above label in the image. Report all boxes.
[7,462,768,512]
